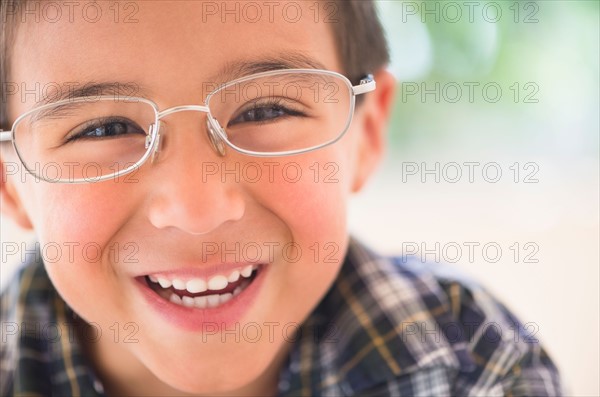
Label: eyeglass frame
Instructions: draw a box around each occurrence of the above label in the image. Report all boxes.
[0,68,376,184]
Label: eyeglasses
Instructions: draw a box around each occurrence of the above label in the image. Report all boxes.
[0,69,375,184]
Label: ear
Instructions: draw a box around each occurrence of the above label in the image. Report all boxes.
[351,68,396,193]
[0,154,34,230]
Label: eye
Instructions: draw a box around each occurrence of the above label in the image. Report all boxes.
[228,100,306,127]
[66,118,146,142]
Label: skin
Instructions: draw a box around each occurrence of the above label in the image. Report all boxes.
[0,1,395,396]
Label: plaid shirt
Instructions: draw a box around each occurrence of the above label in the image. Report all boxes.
[1,237,563,396]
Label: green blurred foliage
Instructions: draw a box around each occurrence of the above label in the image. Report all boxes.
[376,1,599,158]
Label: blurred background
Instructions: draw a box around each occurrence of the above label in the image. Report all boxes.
[1,0,598,395]
[347,1,599,395]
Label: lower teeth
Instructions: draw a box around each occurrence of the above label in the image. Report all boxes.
[160,280,251,309]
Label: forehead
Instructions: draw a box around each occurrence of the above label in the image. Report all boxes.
[10,1,341,110]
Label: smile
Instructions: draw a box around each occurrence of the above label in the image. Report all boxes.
[144,265,261,309]
[134,261,269,331]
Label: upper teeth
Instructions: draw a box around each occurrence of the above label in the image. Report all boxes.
[148,264,257,293]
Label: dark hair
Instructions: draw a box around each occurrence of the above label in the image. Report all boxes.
[331,1,390,84]
[0,0,389,130]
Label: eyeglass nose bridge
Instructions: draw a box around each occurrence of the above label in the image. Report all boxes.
[150,104,227,162]
[157,105,210,118]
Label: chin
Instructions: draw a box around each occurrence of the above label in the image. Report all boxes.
[140,345,275,396]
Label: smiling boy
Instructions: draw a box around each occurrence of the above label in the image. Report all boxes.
[0,1,563,396]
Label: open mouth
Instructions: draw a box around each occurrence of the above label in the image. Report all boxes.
[140,264,262,309]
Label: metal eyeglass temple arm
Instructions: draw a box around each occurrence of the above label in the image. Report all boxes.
[352,74,376,95]
[0,130,10,142]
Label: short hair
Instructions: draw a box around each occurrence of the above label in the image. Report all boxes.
[0,0,390,130]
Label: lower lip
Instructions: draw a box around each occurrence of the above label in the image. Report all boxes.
[134,265,269,332]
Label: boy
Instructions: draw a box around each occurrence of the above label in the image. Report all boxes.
[0,1,563,395]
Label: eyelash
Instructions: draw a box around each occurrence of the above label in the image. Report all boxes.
[65,117,146,143]
[228,98,307,126]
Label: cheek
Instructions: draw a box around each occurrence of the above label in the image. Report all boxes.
[246,150,354,315]
[254,125,359,236]
[19,182,142,316]
[31,183,138,246]
[256,157,350,239]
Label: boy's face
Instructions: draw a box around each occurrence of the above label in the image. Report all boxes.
[2,1,392,394]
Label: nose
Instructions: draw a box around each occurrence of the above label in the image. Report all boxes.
[146,112,245,235]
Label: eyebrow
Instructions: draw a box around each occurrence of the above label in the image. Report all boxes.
[40,51,328,106]
[208,51,328,82]
[37,82,149,107]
